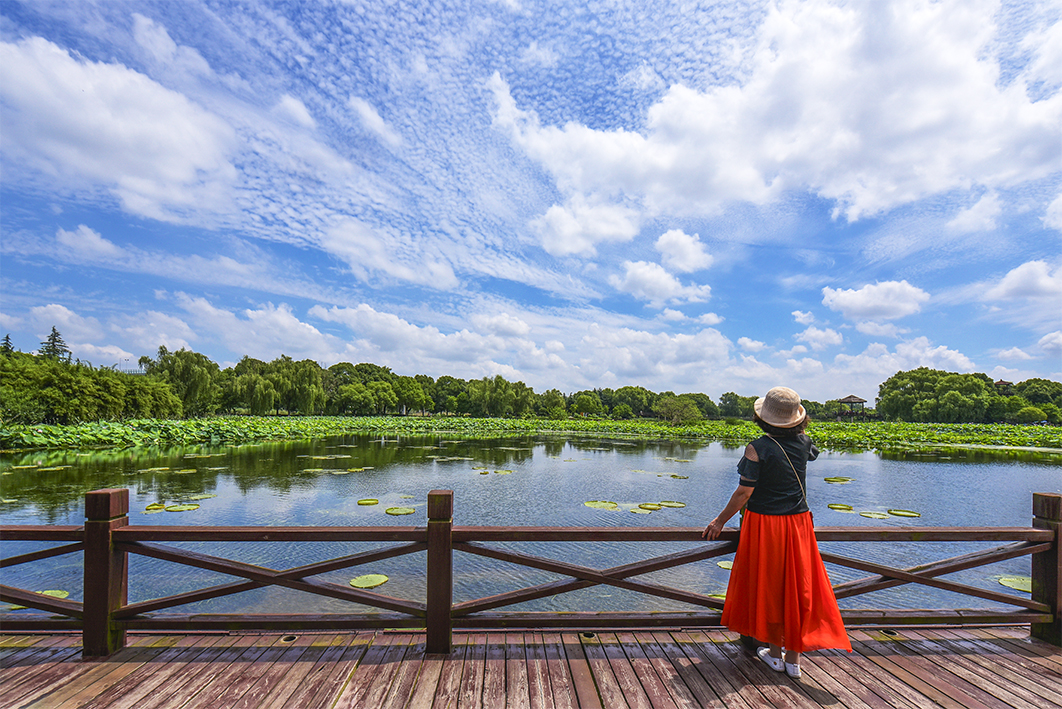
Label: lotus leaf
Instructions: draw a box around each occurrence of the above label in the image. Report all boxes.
[630,507,652,514]
[494,470,512,475]
[400,495,414,499]
[142,509,164,514]
[887,509,921,517]
[385,507,416,515]
[11,465,38,469]
[348,468,365,472]
[717,560,733,569]
[145,503,166,510]
[859,511,890,519]
[657,501,686,508]
[358,499,378,506]
[479,471,490,475]
[350,574,389,589]
[584,500,619,510]
[2,499,17,503]
[670,475,689,479]
[998,576,1032,593]
[303,468,324,472]
[174,469,197,474]
[824,476,854,483]
[639,503,663,511]
[186,494,217,501]
[165,504,200,512]
[827,503,854,511]
[708,593,726,599]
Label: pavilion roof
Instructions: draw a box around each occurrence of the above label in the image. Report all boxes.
[837,394,867,404]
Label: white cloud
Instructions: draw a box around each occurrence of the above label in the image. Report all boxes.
[28,304,102,343]
[56,225,122,259]
[490,1,1062,225]
[73,343,134,365]
[777,344,808,357]
[0,36,237,220]
[792,310,815,325]
[698,313,724,325]
[834,337,976,378]
[795,325,843,351]
[132,13,212,78]
[530,196,640,256]
[822,280,930,320]
[655,229,713,273]
[984,260,1062,300]
[608,261,711,307]
[1045,193,1062,231]
[946,192,1001,233]
[274,95,316,129]
[349,97,401,148]
[520,41,559,68]
[738,337,766,352]
[855,321,907,338]
[660,309,687,321]
[114,310,196,353]
[997,347,1033,362]
[471,312,531,337]
[321,219,458,289]
[1039,331,1062,358]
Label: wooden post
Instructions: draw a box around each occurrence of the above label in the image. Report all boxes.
[83,488,129,657]
[426,489,453,654]
[1033,492,1061,646]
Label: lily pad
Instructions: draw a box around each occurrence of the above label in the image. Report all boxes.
[165,504,200,512]
[657,501,686,508]
[347,468,365,473]
[186,494,217,501]
[479,471,490,475]
[357,499,378,506]
[350,574,389,589]
[385,507,415,515]
[859,511,890,519]
[630,507,652,514]
[494,470,512,475]
[7,589,69,610]
[708,593,727,600]
[2,498,18,504]
[827,503,854,511]
[330,470,351,475]
[145,503,166,511]
[639,503,663,511]
[584,501,619,510]
[998,576,1032,593]
[824,476,854,484]
[399,495,415,499]
[670,474,689,479]
[717,560,733,570]
[888,509,921,518]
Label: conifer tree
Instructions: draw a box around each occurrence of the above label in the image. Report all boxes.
[0,334,13,355]
[39,326,72,362]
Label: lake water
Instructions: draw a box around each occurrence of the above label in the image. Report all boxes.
[2,433,1059,615]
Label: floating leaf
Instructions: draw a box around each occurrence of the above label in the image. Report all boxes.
[888,509,921,518]
[717,560,733,570]
[347,468,365,473]
[357,499,378,506]
[657,501,686,508]
[494,470,512,475]
[385,507,416,515]
[630,507,652,514]
[827,503,854,511]
[998,576,1032,593]
[142,509,164,515]
[399,495,415,499]
[824,476,854,484]
[1,499,17,504]
[330,470,351,475]
[165,504,200,512]
[145,503,166,511]
[670,475,689,479]
[173,469,197,474]
[350,574,389,589]
[708,593,727,600]
[859,511,889,519]
[584,501,619,510]
[479,471,490,475]
[11,465,38,469]
[639,503,663,511]
[185,494,217,501]
[7,589,69,610]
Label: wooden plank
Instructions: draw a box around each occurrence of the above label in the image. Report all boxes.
[525,633,554,709]
[21,644,160,709]
[0,525,84,540]
[286,634,370,709]
[137,634,261,709]
[541,633,578,709]
[648,632,727,709]
[451,526,1051,543]
[327,632,401,709]
[457,631,485,709]
[580,632,640,709]
[704,631,817,709]
[338,633,413,709]
[381,636,429,709]
[796,654,879,709]
[221,634,316,709]
[505,631,531,709]
[931,628,1062,699]
[112,526,423,542]
[619,631,694,709]
[670,631,757,709]
[481,633,508,709]
[902,629,1059,709]
[0,645,85,707]
[181,634,293,709]
[848,631,996,709]
[304,633,376,709]
[819,646,936,709]
[405,632,460,709]
[257,634,344,709]
[426,631,468,709]
[0,542,85,568]
[560,633,604,709]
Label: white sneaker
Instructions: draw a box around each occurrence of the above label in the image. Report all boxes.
[757,646,784,672]
[785,661,802,679]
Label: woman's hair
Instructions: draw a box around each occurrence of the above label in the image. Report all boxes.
[753,412,809,437]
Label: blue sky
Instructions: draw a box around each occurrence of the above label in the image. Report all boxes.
[1,0,1060,403]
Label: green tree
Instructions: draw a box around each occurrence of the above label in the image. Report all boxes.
[537,389,567,418]
[39,327,72,362]
[393,375,431,414]
[652,394,704,425]
[1014,405,1047,423]
[681,392,719,419]
[0,334,13,355]
[469,375,515,417]
[368,380,398,414]
[335,382,376,415]
[142,346,221,417]
[719,392,755,418]
[611,403,634,420]
[572,392,604,416]
[612,386,653,417]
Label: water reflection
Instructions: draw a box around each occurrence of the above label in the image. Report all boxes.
[2,433,1058,614]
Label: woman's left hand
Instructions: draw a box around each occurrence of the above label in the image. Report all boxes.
[701,518,724,540]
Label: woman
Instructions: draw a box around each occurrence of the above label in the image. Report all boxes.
[701,386,850,679]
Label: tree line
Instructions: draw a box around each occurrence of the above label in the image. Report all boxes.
[1,330,1059,426]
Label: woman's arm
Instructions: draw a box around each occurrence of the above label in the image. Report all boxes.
[701,484,754,540]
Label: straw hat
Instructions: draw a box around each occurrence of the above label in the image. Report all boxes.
[754,387,806,428]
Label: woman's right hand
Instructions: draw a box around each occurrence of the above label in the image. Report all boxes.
[701,518,724,540]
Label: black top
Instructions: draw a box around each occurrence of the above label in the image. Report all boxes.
[737,434,819,515]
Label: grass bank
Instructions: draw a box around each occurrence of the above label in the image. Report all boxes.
[2,416,1060,453]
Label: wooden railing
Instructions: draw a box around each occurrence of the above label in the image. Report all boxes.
[1,489,1059,656]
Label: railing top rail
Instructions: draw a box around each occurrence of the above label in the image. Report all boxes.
[0,524,1052,543]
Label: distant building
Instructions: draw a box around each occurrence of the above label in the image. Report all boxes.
[837,394,867,420]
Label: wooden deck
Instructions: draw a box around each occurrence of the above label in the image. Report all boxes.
[1,626,1060,709]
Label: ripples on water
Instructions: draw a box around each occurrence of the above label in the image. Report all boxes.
[2,434,1059,614]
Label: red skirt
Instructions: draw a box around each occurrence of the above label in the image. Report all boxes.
[721,510,851,653]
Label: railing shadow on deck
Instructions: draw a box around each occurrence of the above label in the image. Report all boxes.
[1,489,1059,657]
